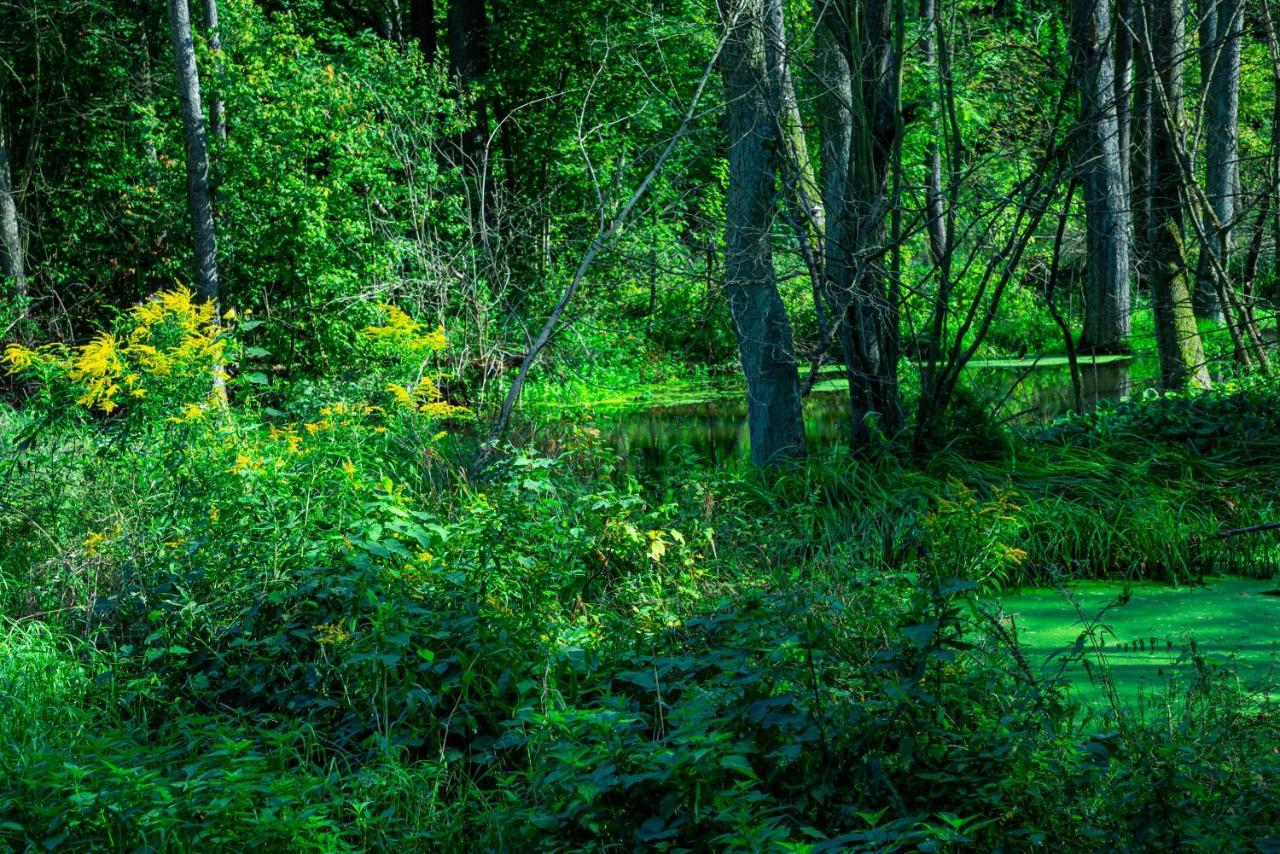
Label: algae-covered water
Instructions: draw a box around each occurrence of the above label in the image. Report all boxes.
[1002,577,1280,705]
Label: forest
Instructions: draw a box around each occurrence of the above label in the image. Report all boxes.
[3,0,1280,848]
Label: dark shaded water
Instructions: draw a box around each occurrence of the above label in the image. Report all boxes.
[534,360,1134,474]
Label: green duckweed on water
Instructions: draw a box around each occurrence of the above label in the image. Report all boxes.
[1003,577,1280,705]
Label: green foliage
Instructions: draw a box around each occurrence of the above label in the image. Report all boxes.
[7,316,1280,846]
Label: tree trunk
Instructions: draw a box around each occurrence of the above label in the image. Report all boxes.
[1147,0,1210,388]
[1115,0,1134,200]
[0,91,26,315]
[920,0,947,266]
[1131,0,1153,289]
[1071,0,1131,352]
[169,0,219,307]
[814,0,867,441]
[721,0,806,465]
[448,0,491,230]
[1194,0,1242,321]
[814,0,901,443]
[411,0,438,63]
[202,0,226,143]
[764,0,826,335]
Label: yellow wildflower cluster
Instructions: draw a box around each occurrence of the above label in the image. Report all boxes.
[386,380,468,419]
[2,287,227,415]
[363,304,449,353]
[314,623,352,645]
[83,531,107,555]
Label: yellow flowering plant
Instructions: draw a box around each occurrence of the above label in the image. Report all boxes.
[360,303,470,423]
[3,287,233,420]
[922,480,1028,591]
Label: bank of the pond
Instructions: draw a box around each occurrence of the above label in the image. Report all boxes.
[1003,577,1280,705]
[518,352,1162,475]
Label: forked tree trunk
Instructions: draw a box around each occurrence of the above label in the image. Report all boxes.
[814,0,902,444]
[721,0,806,465]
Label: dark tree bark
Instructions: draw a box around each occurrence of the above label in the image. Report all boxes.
[814,0,902,444]
[411,0,438,63]
[1147,0,1211,388]
[168,0,220,306]
[1131,0,1154,288]
[1194,0,1242,321]
[1115,0,1134,200]
[448,0,489,171]
[0,91,26,313]
[1070,0,1132,352]
[721,0,806,465]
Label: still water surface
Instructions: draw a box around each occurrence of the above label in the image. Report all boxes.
[532,359,1135,474]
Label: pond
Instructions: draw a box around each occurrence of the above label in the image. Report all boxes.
[1002,577,1280,706]
[531,356,1136,475]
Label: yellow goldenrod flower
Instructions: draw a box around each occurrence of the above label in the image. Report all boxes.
[314,623,351,645]
[83,531,106,555]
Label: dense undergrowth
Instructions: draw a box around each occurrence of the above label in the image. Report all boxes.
[3,295,1280,850]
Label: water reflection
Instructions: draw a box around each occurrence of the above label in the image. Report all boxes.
[531,360,1134,475]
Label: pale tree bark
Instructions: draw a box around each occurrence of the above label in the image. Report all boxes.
[1070,0,1131,352]
[169,0,219,306]
[920,0,947,266]
[202,0,226,143]
[0,91,26,316]
[1146,0,1211,388]
[721,0,806,465]
[1194,0,1242,321]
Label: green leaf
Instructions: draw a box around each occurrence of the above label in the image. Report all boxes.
[902,620,940,650]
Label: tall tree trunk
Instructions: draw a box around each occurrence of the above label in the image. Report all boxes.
[721,0,806,465]
[202,0,226,143]
[764,0,826,334]
[0,91,26,316]
[1131,0,1154,289]
[814,0,902,443]
[814,0,867,442]
[411,0,438,63]
[169,0,220,306]
[1147,0,1211,388]
[1071,0,1131,352]
[1194,0,1242,321]
[1115,0,1134,200]
[448,0,491,233]
[920,0,947,266]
